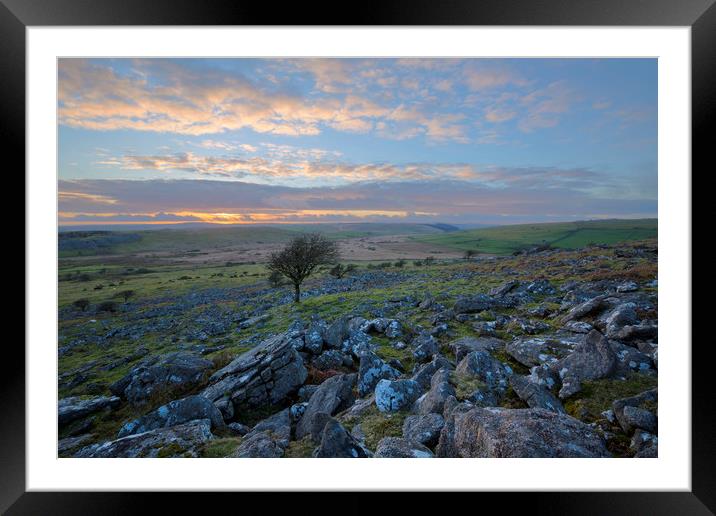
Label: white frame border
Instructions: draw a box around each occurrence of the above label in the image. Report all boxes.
[27,26,690,491]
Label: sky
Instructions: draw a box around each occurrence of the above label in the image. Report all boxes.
[57,58,657,226]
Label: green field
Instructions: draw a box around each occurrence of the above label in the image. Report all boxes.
[413,219,657,255]
[59,222,450,258]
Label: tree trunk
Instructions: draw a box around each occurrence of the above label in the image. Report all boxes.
[294,283,301,303]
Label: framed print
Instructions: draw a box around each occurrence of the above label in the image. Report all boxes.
[6,0,712,512]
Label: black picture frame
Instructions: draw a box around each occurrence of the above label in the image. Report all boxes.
[5,0,710,513]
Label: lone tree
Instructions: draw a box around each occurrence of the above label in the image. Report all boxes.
[267,233,340,303]
[463,249,476,261]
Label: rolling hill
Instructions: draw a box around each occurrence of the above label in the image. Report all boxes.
[412,218,657,255]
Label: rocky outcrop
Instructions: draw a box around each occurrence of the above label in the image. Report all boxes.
[416,369,456,415]
[443,407,610,458]
[506,334,582,368]
[375,379,421,412]
[313,419,371,458]
[109,352,213,406]
[357,352,400,397]
[295,374,357,440]
[455,351,512,391]
[58,395,120,427]
[233,431,286,458]
[118,395,224,438]
[551,330,616,398]
[402,413,444,447]
[411,333,439,363]
[612,389,658,435]
[509,375,565,413]
[450,336,505,362]
[75,419,214,458]
[374,437,434,458]
[201,333,307,417]
[411,355,454,391]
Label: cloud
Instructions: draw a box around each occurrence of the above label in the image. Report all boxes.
[58,59,482,143]
[57,170,655,226]
[518,81,578,132]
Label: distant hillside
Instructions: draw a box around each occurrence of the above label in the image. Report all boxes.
[413,219,657,255]
[58,222,454,257]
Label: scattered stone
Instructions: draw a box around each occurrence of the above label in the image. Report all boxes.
[411,355,454,391]
[58,395,120,427]
[233,431,285,458]
[296,374,357,440]
[375,379,421,412]
[311,349,345,371]
[563,321,594,334]
[118,395,224,438]
[450,336,504,362]
[403,413,445,447]
[324,315,351,349]
[444,407,611,458]
[506,335,581,368]
[455,351,512,391]
[616,281,639,293]
[227,422,250,436]
[509,375,565,413]
[551,330,616,398]
[313,419,371,458]
[375,437,434,458]
[75,419,213,458]
[110,352,213,406]
[357,352,400,397]
[411,333,439,363]
[417,369,456,415]
[201,333,307,412]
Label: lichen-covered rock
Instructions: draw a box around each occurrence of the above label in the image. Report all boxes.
[612,388,658,434]
[346,331,374,358]
[384,320,404,339]
[603,303,638,339]
[445,407,611,458]
[453,294,515,314]
[417,369,456,415]
[247,408,292,445]
[609,340,653,375]
[75,419,214,458]
[232,430,285,458]
[455,351,512,391]
[509,375,565,414]
[560,295,610,323]
[613,322,658,342]
[118,395,224,438]
[304,319,327,354]
[551,330,616,398]
[110,352,213,406]
[411,333,439,363]
[375,379,421,413]
[374,437,434,458]
[313,418,371,458]
[357,352,400,397]
[311,349,346,371]
[411,355,454,391]
[58,395,120,427]
[296,374,357,440]
[201,333,307,413]
[450,336,505,362]
[324,315,351,349]
[402,413,445,447]
[563,321,594,334]
[506,334,582,368]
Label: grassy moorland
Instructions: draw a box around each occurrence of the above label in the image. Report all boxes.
[412,218,657,255]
